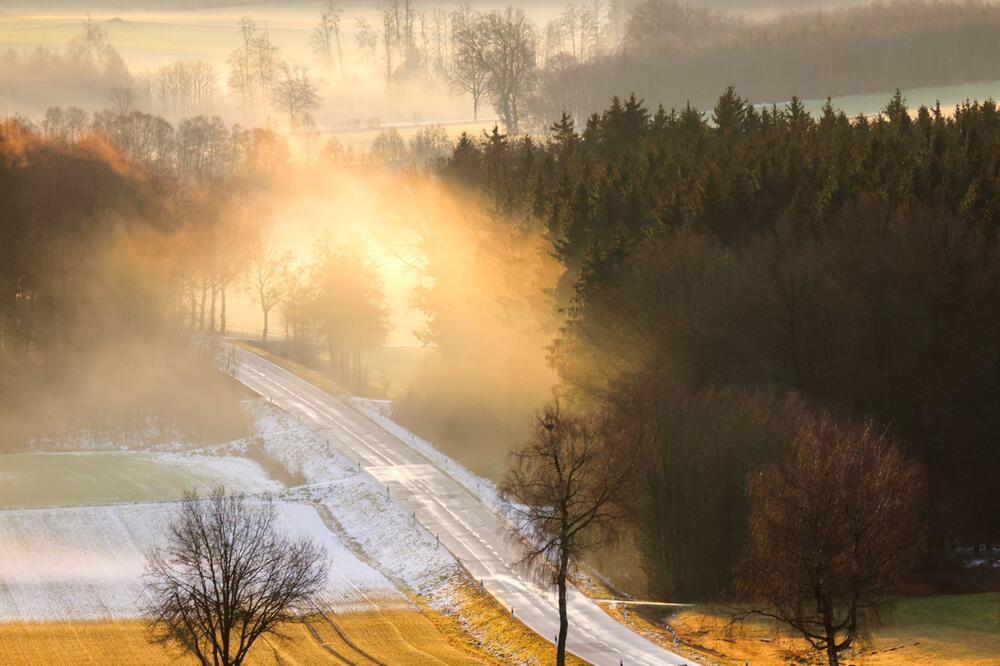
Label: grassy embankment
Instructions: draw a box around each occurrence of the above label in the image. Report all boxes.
[594,593,1000,666]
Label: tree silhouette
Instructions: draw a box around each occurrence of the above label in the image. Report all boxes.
[143,488,328,666]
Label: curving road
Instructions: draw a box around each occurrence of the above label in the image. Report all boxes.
[232,346,697,666]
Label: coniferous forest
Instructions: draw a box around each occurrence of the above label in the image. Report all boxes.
[441,89,1000,599]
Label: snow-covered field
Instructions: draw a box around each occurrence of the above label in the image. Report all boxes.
[0,398,467,622]
[0,500,404,621]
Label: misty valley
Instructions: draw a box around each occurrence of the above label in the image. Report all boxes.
[1,1,999,665]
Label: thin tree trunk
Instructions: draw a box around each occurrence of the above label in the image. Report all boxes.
[262,308,269,343]
[220,283,227,335]
[209,281,217,333]
[825,628,839,666]
[189,287,197,329]
[557,552,569,666]
[328,336,336,379]
[354,348,362,392]
[335,31,344,78]
[199,280,207,330]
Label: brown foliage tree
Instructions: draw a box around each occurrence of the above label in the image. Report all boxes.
[736,417,925,666]
[501,402,632,666]
[143,488,329,666]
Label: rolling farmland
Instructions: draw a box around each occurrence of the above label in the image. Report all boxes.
[0,612,492,665]
[0,397,559,664]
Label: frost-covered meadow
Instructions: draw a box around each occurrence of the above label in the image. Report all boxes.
[0,500,402,621]
[0,398,468,622]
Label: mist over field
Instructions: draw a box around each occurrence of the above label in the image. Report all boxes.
[2,1,1000,665]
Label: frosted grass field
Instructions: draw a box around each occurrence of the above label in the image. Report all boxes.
[0,500,405,621]
[0,399,463,622]
[0,451,278,509]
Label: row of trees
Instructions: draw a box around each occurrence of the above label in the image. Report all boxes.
[0,114,250,450]
[134,60,220,115]
[3,21,226,120]
[291,0,1000,135]
[40,106,290,185]
[355,0,623,84]
[441,87,1000,623]
[302,1,620,132]
[320,0,1000,134]
[0,19,129,109]
[227,18,322,126]
[0,96,396,446]
[39,104,449,188]
[536,0,1000,121]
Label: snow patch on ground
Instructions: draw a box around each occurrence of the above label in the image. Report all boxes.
[0,500,402,621]
[244,400,462,597]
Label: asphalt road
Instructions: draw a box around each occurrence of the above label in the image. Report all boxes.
[232,346,697,666]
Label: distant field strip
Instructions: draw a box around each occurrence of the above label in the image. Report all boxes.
[0,500,403,621]
[0,451,279,509]
[0,612,491,665]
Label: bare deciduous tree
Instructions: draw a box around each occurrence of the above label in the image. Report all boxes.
[450,7,488,121]
[143,488,329,666]
[228,19,283,115]
[228,18,258,111]
[176,115,228,182]
[736,416,925,666]
[355,18,379,64]
[270,63,321,128]
[312,0,344,77]
[151,60,219,114]
[475,7,538,133]
[500,402,632,666]
[247,240,291,343]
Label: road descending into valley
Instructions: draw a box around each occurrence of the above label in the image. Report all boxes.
[233,346,696,666]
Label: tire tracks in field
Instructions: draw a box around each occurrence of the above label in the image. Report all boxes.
[303,618,363,665]
[314,609,388,666]
[307,502,463,666]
